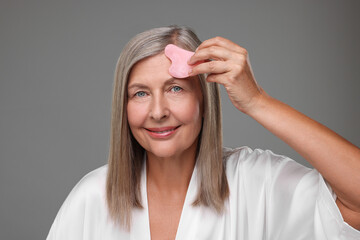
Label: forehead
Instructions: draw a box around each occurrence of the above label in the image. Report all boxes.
[128,53,201,91]
[128,53,172,85]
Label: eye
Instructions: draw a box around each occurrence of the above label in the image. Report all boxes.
[135,91,147,97]
[171,86,183,93]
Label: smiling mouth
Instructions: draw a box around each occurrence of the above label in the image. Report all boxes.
[145,126,181,133]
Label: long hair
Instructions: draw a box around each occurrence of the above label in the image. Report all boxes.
[106,25,229,231]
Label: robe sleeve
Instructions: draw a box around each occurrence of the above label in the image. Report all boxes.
[225,146,360,239]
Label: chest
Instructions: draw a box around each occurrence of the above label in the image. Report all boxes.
[147,194,185,240]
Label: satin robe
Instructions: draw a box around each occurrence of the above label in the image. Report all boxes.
[47,147,360,239]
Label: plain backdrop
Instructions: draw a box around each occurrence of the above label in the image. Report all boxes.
[0,0,359,239]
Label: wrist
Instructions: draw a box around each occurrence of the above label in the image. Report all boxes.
[243,91,273,117]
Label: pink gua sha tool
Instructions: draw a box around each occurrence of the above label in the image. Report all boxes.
[164,44,198,78]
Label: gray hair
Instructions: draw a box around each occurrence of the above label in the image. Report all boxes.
[106,25,229,231]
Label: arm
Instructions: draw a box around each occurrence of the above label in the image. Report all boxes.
[188,36,360,229]
[249,93,360,229]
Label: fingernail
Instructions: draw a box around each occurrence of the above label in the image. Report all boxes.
[188,68,193,75]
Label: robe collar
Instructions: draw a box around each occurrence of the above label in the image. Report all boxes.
[130,153,199,240]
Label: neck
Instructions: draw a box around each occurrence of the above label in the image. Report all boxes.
[146,143,197,197]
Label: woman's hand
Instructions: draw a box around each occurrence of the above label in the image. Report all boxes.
[188,36,265,114]
[190,39,360,230]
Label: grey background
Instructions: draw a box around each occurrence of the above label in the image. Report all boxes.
[1,0,359,239]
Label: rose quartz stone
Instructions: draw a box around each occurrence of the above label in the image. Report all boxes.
[164,44,195,78]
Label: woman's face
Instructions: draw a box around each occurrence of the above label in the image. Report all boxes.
[127,53,203,159]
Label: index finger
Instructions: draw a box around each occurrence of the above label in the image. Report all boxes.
[197,36,246,54]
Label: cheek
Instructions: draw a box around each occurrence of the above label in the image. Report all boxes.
[172,96,202,123]
[127,102,148,128]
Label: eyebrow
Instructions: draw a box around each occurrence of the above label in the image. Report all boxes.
[127,78,183,91]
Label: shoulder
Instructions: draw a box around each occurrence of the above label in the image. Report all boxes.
[223,146,300,172]
[47,165,109,238]
[78,164,108,189]
[54,164,109,220]
[223,146,313,186]
[68,164,108,201]
[223,145,298,163]
[223,145,310,170]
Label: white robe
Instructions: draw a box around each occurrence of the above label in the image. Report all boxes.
[47,146,360,239]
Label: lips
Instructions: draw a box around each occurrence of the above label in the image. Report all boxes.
[145,126,181,138]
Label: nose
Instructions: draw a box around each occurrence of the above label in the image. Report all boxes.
[149,93,169,121]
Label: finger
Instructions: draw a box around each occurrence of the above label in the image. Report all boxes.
[197,36,247,55]
[188,46,234,65]
[206,73,227,85]
[189,60,230,76]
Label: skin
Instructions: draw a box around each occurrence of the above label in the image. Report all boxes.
[127,53,204,239]
[188,36,360,230]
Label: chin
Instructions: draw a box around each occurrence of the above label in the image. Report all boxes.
[146,142,188,158]
[147,145,180,158]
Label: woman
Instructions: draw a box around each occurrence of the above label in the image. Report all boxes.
[47,25,360,239]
